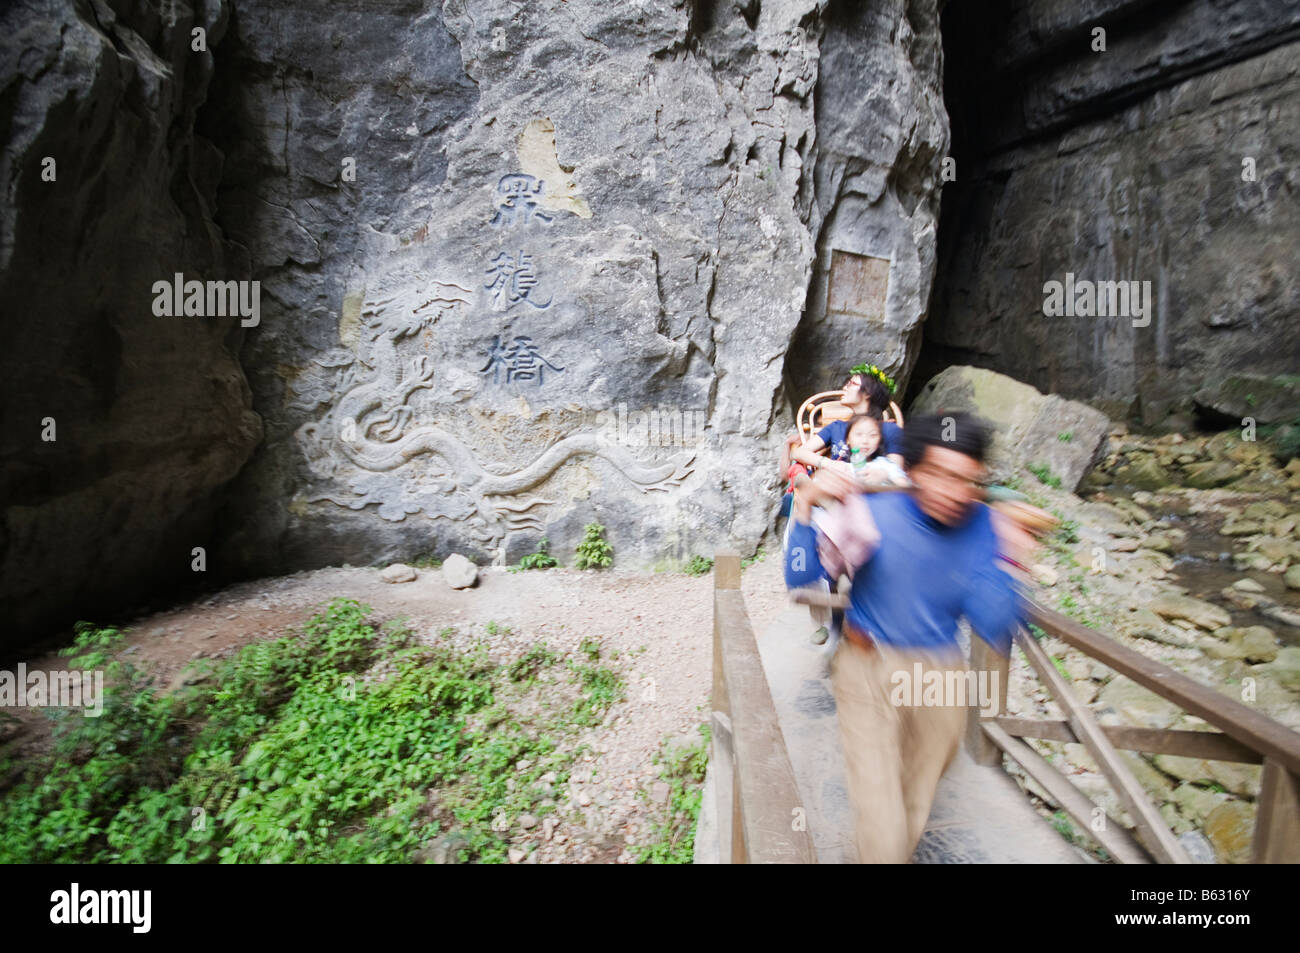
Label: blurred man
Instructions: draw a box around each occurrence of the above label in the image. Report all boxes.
[784,413,1026,863]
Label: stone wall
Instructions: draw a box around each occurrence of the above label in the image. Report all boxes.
[920,0,1300,425]
[0,0,262,652]
[207,0,950,575]
[0,0,952,647]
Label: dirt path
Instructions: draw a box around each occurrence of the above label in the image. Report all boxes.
[6,553,788,863]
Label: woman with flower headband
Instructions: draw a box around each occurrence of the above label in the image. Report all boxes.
[780,365,904,510]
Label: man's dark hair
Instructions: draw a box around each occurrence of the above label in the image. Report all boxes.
[901,413,990,469]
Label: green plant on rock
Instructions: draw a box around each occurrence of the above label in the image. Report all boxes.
[683,555,713,577]
[568,641,624,727]
[574,522,613,570]
[1029,462,1062,489]
[513,537,559,572]
[1057,431,1074,443]
[1050,810,1080,845]
[1051,513,1080,548]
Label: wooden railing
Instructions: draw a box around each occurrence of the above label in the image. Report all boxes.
[786,586,1300,863]
[973,600,1300,864]
[710,552,816,863]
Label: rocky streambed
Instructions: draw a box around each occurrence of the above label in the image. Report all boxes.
[1000,427,1300,864]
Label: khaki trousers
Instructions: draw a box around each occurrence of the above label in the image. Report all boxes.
[830,637,969,863]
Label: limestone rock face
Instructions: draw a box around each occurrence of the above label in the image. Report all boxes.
[921,0,1300,425]
[908,365,1111,490]
[0,0,262,651]
[206,0,950,573]
[1193,375,1300,427]
[1148,593,1232,633]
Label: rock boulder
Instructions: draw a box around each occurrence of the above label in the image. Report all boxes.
[442,554,478,590]
[908,366,1111,490]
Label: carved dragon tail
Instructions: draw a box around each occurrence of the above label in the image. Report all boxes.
[478,432,695,496]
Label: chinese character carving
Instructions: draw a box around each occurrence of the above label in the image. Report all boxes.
[484,249,553,311]
[490,174,553,228]
[480,335,564,386]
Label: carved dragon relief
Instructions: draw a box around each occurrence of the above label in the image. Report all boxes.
[293,270,696,563]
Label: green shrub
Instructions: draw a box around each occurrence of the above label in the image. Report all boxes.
[683,555,713,576]
[513,537,559,572]
[0,599,604,864]
[574,523,613,570]
[568,640,624,727]
[1051,512,1080,547]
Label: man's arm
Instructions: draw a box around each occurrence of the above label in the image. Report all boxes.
[963,559,1025,658]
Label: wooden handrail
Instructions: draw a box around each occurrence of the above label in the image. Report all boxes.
[983,721,1151,864]
[1014,625,1190,862]
[1005,600,1300,863]
[1024,601,1300,775]
[993,718,1263,763]
[712,552,816,863]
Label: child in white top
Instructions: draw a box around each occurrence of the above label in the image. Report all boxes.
[831,415,910,487]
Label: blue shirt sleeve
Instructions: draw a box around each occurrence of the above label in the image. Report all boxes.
[962,562,1025,657]
[882,420,903,456]
[784,520,828,588]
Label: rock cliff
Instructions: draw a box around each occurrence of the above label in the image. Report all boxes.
[921,0,1300,425]
[2,0,949,646]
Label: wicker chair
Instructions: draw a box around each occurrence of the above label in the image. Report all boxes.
[795,390,904,444]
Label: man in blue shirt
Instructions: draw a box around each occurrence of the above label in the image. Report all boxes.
[784,413,1026,863]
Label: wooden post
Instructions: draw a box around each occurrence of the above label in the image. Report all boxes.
[966,630,1009,766]
[714,551,742,592]
[1252,758,1300,863]
[983,721,1151,864]
[712,551,739,860]
[711,550,816,863]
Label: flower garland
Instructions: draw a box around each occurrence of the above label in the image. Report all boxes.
[850,363,896,396]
